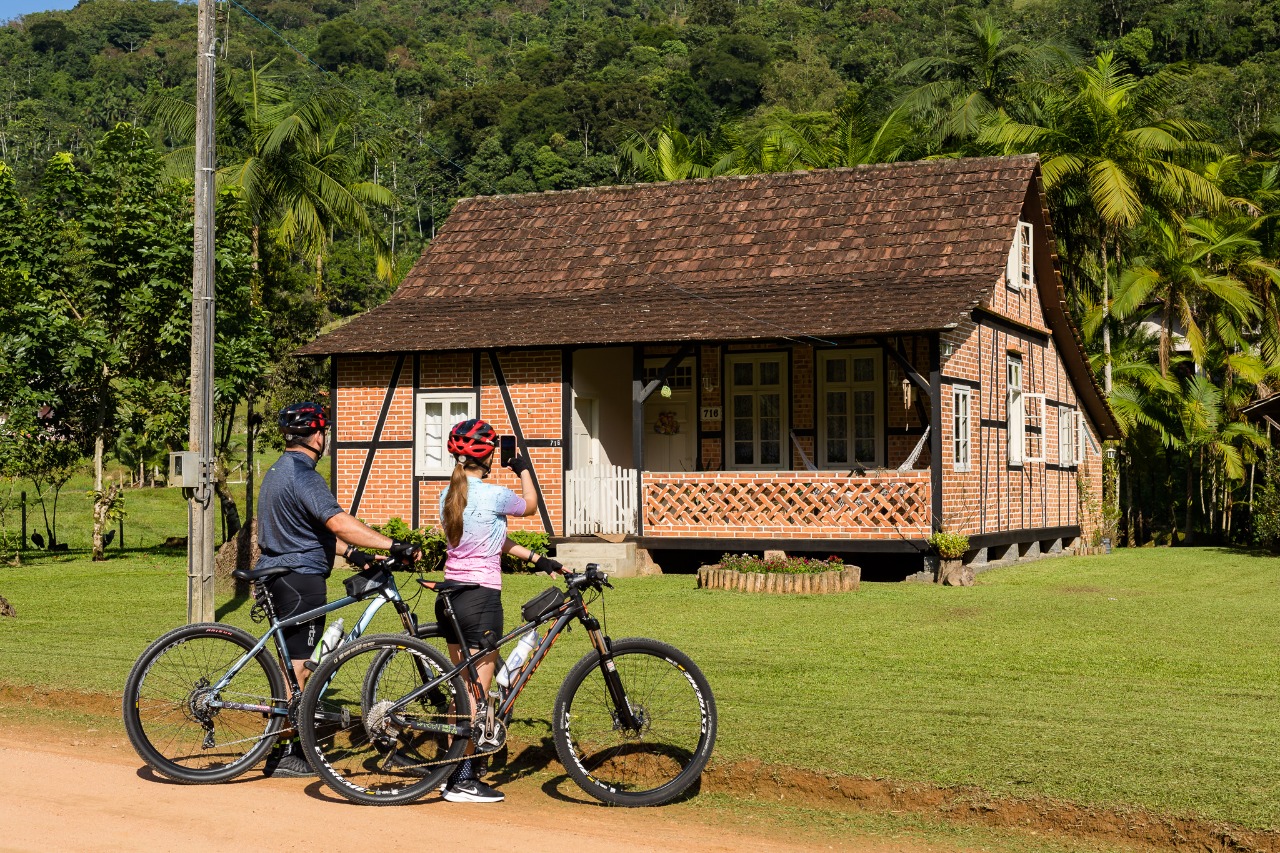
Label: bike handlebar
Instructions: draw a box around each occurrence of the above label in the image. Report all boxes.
[564,563,612,592]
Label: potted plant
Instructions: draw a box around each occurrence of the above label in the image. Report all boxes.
[927,530,972,586]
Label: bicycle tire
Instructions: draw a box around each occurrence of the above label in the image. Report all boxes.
[553,637,717,807]
[122,622,287,784]
[299,633,471,805]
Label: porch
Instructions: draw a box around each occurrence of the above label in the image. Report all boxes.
[565,467,932,541]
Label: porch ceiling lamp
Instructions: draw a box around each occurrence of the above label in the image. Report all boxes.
[702,376,716,393]
[1105,446,1117,460]
[660,384,672,398]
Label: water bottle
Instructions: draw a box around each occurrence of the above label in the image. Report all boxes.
[304,617,343,671]
[496,630,539,688]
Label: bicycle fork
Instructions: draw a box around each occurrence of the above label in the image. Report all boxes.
[584,618,642,733]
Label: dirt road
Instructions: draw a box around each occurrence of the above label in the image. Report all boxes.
[0,725,920,853]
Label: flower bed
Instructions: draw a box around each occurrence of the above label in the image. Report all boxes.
[696,564,860,594]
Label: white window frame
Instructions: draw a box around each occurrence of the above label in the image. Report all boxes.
[1023,393,1046,463]
[817,349,883,469]
[1058,405,1077,467]
[953,386,972,472]
[1007,356,1024,466]
[415,391,478,477]
[1077,410,1091,462]
[1006,220,1034,292]
[726,352,788,470]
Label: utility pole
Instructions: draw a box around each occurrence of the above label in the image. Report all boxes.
[187,0,217,623]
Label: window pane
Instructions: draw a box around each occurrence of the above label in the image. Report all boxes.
[449,400,470,421]
[760,440,780,465]
[733,362,753,386]
[826,391,847,416]
[733,395,753,418]
[759,360,780,386]
[825,358,847,383]
[853,438,875,462]
[852,357,875,383]
[759,394,779,418]
[827,440,847,464]
[734,440,754,465]
[422,401,443,468]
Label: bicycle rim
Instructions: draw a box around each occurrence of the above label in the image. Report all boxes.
[301,634,467,805]
[123,624,285,783]
[554,638,717,806]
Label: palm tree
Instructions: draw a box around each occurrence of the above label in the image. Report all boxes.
[896,13,1075,151]
[617,122,732,182]
[982,51,1228,392]
[1110,215,1266,376]
[150,61,395,282]
[726,99,913,174]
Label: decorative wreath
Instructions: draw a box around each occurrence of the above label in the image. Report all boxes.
[654,411,680,435]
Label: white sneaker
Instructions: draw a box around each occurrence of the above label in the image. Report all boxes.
[442,778,504,803]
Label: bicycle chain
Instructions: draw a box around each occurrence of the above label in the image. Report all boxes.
[360,707,506,774]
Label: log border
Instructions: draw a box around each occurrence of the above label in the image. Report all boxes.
[696,566,860,593]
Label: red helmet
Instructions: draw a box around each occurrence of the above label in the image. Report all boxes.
[447,419,497,459]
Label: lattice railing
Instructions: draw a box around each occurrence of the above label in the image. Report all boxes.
[642,471,931,539]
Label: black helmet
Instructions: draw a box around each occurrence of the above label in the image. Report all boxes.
[279,401,329,436]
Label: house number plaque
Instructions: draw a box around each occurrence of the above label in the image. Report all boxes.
[700,407,721,421]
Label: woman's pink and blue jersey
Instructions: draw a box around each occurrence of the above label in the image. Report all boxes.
[439,477,526,590]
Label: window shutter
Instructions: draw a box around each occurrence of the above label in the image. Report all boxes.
[1019,221,1034,289]
[1006,225,1020,290]
[1023,393,1045,463]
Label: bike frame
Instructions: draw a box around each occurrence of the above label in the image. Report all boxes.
[385,574,641,738]
[206,580,418,719]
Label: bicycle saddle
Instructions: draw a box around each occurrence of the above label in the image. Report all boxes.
[417,578,479,596]
[232,565,293,582]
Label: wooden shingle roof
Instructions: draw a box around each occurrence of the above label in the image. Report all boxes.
[299,155,1042,355]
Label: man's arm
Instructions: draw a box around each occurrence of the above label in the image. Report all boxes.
[326,511,395,554]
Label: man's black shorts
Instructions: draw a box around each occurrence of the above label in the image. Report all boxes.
[267,572,327,659]
[434,586,502,650]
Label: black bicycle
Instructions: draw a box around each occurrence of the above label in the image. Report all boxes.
[122,553,439,784]
[297,564,717,807]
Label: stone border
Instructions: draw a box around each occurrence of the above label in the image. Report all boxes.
[696,566,860,593]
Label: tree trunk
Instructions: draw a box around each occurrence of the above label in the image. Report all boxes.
[91,483,119,562]
[1183,454,1195,545]
[241,396,256,571]
[1102,238,1112,394]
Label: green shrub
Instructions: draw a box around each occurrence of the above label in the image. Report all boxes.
[370,518,549,573]
[1251,449,1280,551]
[927,530,969,559]
[370,517,447,569]
[503,529,549,573]
[719,553,845,574]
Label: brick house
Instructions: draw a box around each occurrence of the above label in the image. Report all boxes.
[298,154,1118,574]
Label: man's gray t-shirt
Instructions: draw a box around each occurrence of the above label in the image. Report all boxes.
[255,450,343,576]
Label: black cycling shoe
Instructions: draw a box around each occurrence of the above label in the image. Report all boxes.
[263,740,316,778]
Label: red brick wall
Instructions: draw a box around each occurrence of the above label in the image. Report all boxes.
[333,351,565,534]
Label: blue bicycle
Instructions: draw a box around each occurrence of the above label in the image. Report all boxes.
[122,554,432,784]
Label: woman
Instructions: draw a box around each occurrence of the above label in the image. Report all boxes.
[437,418,561,803]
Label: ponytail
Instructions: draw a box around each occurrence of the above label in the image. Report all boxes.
[443,462,470,547]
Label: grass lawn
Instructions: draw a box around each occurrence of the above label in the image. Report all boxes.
[1,544,1278,832]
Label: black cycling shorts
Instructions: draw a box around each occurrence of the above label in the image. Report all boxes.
[267,572,327,660]
[434,586,503,650]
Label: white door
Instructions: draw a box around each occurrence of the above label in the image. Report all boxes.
[572,396,600,468]
[644,398,694,471]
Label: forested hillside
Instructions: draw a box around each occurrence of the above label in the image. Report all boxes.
[2,0,1280,551]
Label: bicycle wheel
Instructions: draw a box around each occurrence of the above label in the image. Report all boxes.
[299,633,470,805]
[123,623,287,784]
[553,637,717,807]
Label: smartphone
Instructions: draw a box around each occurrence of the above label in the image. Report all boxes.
[499,435,517,466]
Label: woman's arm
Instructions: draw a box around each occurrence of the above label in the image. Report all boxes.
[502,537,565,574]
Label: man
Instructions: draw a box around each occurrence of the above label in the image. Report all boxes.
[256,401,418,777]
